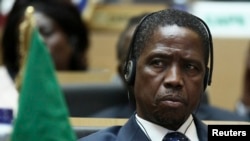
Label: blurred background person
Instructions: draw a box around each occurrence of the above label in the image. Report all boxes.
[236,44,250,120]
[115,13,147,87]
[87,13,149,118]
[1,0,90,79]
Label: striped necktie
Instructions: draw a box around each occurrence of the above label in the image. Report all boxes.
[162,132,190,141]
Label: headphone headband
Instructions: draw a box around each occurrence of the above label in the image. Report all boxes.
[123,9,213,88]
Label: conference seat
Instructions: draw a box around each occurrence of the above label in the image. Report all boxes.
[62,83,135,118]
[73,126,105,138]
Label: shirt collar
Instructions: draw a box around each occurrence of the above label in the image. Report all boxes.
[135,114,199,141]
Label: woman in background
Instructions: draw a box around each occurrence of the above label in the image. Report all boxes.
[1,0,90,79]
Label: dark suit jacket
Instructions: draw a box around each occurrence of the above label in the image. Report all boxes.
[195,91,249,121]
[195,102,249,121]
[78,114,208,141]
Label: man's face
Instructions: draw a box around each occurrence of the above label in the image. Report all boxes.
[134,25,206,130]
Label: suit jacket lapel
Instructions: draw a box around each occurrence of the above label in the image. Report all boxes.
[116,114,150,141]
[193,114,208,141]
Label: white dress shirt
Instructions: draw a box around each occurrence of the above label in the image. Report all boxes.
[135,114,199,141]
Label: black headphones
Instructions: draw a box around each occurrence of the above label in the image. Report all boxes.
[123,10,213,91]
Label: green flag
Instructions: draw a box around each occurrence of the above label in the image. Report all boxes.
[10,24,76,141]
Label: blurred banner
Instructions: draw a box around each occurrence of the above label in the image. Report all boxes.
[71,0,167,31]
[88,3,167,31]
[191,1,250,38]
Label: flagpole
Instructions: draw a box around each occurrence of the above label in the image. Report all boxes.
[15,6,35,91]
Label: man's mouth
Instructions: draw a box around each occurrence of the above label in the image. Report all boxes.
[160,96,185,108]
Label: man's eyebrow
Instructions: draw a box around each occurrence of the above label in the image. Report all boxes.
[146,51,172,58]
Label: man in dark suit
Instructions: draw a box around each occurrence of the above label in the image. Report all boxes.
[79,8,212,141]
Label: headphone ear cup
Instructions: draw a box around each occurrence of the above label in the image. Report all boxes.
[203,67,210,91]
[124,59,136,86]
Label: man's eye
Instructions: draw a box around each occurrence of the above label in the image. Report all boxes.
[185,64,199,74]
[150,59,164,67]
[186,64,195,70]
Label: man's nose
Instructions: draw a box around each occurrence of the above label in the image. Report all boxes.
[163,65,183,88]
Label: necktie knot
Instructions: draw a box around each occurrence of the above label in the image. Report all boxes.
[162,132,190,141]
